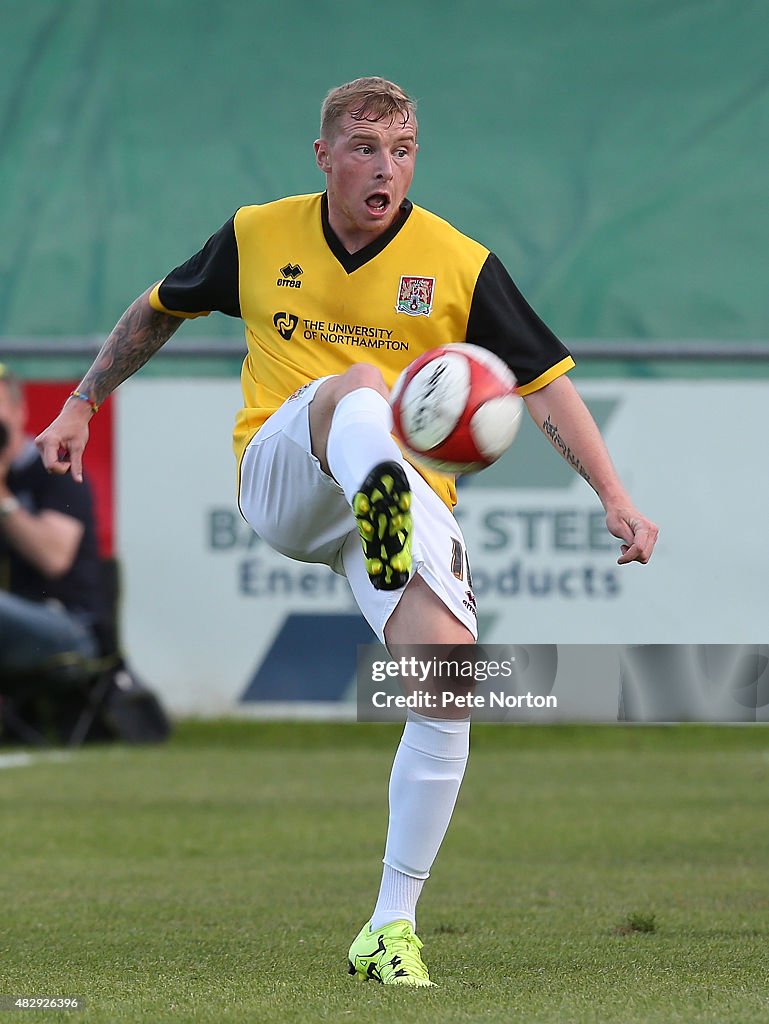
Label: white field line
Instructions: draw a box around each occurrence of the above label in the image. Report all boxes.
[0,751,73,770]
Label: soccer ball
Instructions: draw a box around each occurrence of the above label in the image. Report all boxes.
[389,343,524,474]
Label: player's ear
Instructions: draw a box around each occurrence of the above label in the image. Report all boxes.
[314,139,331,174]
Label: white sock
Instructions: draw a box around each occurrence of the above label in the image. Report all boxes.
[325,388,403,504]
[370,864,426,931]
[371,713,471,930]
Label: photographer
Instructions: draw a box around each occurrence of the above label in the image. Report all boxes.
[0,364,105,682]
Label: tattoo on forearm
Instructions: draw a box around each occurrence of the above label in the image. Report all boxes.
[542,415,592,486]
[79,292,183,405]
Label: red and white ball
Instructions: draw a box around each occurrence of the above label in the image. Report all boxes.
[389,343,523,474]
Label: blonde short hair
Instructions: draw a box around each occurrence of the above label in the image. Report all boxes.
[320,77,417,141]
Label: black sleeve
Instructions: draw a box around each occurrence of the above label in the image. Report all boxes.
[158,215,241,318]
[466,253,572,388]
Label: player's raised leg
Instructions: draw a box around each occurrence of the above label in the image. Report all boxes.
[311,367,412,590]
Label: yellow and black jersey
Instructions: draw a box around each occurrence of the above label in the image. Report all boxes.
[150,192,574,507]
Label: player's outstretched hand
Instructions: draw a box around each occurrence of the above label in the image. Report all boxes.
[605,506,659,565]
[35,402,92,483]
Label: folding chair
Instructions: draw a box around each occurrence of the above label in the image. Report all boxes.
[0,559,170,747]
[0,647,121,747]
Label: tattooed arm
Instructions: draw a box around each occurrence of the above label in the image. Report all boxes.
[35,288,184,482]
[523,375,659,564]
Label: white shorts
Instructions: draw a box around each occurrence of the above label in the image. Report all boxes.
[238,378,478,643]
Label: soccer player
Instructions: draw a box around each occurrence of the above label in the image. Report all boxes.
[36,77,658,986]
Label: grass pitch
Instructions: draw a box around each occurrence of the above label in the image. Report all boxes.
[2,723,769,1023]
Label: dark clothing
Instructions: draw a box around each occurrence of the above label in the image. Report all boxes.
[1,441,104,629]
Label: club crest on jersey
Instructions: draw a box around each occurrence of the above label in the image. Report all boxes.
[395,276,435,317]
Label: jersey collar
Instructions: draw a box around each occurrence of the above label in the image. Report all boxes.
[321,193,413,273]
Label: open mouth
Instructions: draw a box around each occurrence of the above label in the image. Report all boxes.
[365,192,391,214]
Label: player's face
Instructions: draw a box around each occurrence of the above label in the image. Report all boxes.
[315,111,417,253]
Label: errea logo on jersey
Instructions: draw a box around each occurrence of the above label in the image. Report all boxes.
[278,263,303,288]
[396,276,435,317]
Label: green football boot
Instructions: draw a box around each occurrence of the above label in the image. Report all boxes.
[352,461,412,591]
[347,919,435,987]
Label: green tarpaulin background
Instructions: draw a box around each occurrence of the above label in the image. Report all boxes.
[1,0,766,342]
